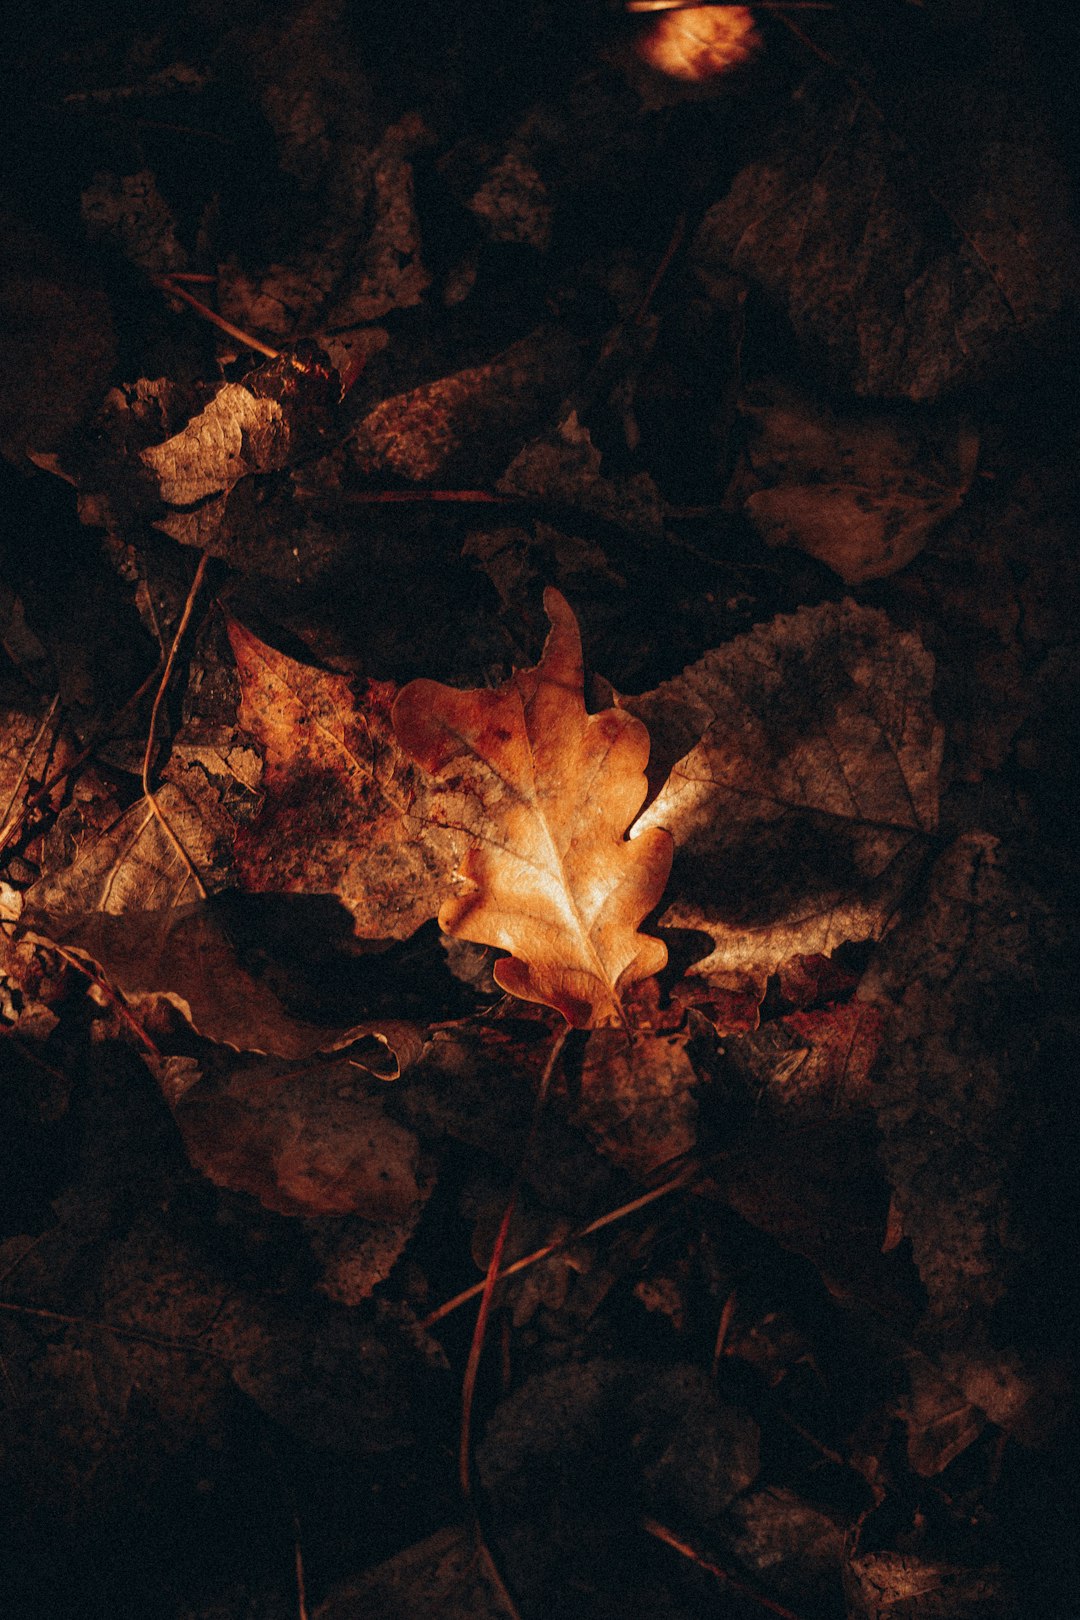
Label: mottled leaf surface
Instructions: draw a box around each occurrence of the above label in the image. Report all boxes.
[629,600,942,991]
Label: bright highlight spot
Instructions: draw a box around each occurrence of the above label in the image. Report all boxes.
[636,5,761,81]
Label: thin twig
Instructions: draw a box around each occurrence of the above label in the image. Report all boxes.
[0,1299,225,1358]
[634,212,687,325]
[141,551,210,901]
[474,1521,526,1620]
[51,945,160,1056]
[711,1286,738,1374]
[644,1518,804,1619]
[459,1026,569,1497]
[423,1149,702,1329]
[293,1525,309,1620]
[151,276,280,359]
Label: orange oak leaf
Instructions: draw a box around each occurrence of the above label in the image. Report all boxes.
[392,588,673,1029]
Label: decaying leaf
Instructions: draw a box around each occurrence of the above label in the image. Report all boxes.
[349,325,578,485]
[172,1053,431,1221]
[476,1358,760,1615]
[468,150,552,249]
[228,618,460,939]
[314,1525,520,1620]
[140,346,341,507]
[859,832,1069,1441]
[393,587,673,1028]
[497,412,669,538]
[628,599,942,993]
[572,1027,699,1180]
[693,25,1080,400]
[736,383,979,583]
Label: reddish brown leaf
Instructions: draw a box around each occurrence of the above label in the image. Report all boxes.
[173,1054,431,1221]
[228,618,460,940]
[392,588,673,1028]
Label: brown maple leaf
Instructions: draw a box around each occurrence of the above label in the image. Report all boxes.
[392,588,673,1029]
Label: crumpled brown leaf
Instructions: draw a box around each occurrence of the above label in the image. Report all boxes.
[393,587,673,1027]
[140,345,340,507]
[349,325,579,485]
[627,599,942,993]
[735,382,979,583]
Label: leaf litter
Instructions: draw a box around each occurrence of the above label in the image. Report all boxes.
[1,1,1077,1615]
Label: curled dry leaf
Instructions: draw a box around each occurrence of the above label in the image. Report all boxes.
[628,599,942,994]
[737,382,980,584]
[393,587,673,1028]
[140,345,341,507]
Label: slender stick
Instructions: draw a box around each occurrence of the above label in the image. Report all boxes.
[51,945,160,1056]
[152,276,280,359]
[140,552,210,900]
[0,1299,225,1358]
[644,1518,804,1620]
[458,1026,569,1496]
[424,1155,702,1329]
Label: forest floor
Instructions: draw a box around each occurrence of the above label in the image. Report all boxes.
[1,2,1078,1616]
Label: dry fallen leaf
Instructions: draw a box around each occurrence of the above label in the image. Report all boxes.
[172,1053,431,1221]
[497,412,669,538]
[393,587,673,1028]
[228,618,460,940]
[736,382,980,584]
[349,325,578,485]
[693,26,1080,400]
[21,778,417,1065]
[627,599,942,994]
[140,345,340,506]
